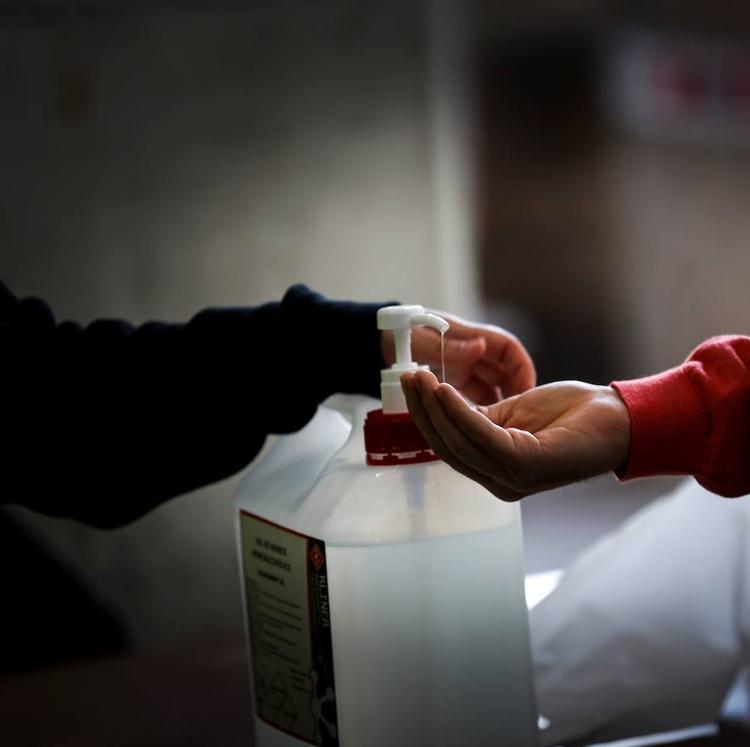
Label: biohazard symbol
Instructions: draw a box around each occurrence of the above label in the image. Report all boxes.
[309,669,337,745]
[267,670,298,729]
[309,543,325,572]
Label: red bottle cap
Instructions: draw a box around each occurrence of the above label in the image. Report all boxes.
[364,409,440,466]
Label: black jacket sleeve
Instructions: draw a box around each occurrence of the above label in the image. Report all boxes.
[0,281,391,528]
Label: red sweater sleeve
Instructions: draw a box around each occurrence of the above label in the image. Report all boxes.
[611,335,750,498]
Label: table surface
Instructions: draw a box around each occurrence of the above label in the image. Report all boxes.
[0,635,747,747]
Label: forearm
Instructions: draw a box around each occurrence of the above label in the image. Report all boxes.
[612,335,750,497]
[1,283,391,527]
[2,289,268,523]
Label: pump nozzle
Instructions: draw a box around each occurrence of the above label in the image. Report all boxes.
[377,305,449,414]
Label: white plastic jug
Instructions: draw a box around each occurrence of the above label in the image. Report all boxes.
[235,306,539,747]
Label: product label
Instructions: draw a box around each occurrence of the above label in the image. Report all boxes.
[240,511,339,746]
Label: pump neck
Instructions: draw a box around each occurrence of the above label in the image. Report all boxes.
[377,305,449,414]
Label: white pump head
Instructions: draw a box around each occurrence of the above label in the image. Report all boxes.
[377,305,449,414]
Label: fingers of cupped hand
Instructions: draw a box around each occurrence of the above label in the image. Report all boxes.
[433,384,538,495]
[402,375,497,490]
[434,384,514,457]
[413,374,516,483]
[404,375,528,502]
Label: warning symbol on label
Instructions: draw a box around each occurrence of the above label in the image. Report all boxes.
[268,671,298,730]
[309,544,325,572]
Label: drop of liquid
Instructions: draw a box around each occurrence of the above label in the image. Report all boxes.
[440,329,445,384]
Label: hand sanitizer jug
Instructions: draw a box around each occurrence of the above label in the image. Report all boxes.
[235,305,539,747]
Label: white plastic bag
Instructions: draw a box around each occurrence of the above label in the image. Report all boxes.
[531,478,750,745]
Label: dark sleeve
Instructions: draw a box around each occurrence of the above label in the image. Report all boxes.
[0,282,391,527]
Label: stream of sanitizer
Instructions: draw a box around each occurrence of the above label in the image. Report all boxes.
[441,329,445,383]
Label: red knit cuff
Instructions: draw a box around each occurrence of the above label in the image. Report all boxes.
[611,365,709,482]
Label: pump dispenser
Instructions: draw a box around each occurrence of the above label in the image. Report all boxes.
[234,303,540,747]
[362,305,450,468]
[377,305,449,414]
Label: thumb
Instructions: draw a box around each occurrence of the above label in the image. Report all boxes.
[441,335,486,366]
[477,396,515,425]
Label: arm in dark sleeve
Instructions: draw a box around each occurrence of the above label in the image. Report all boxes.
[0,282,391,527]
[612,335,750,497]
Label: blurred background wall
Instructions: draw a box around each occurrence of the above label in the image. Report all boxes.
[477,1,750,383]
[0,0,477,664]
[3,0,750,670]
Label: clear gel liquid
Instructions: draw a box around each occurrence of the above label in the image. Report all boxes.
[254,525,538,747]
[440,329,445,384]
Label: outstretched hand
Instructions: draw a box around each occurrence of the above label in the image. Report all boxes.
[382,312,536,405]
[401,370,631,501]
